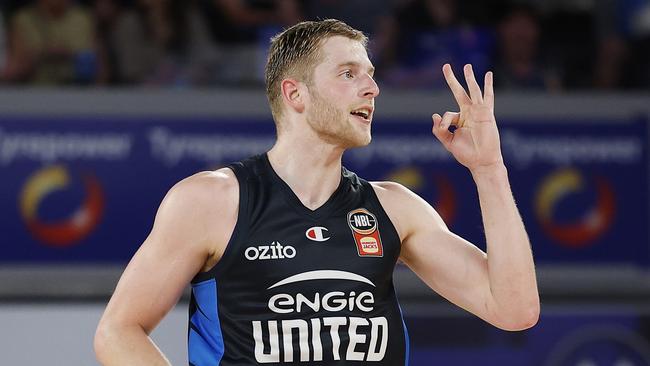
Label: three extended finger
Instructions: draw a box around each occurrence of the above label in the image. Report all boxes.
[463,64,483,104]
[442,64,471,107]
[484,71,494,108]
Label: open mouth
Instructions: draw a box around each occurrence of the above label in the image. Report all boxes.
[350,107,372,122]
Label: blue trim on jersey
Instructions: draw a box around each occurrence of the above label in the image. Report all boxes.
[189,279,224,366]
[399,305,410,366]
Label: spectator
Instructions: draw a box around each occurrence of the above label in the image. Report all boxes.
[588,0,626,89]
[301,0,395,73]
[381,0,493,89]
[493,3,560,91]
[599,0,650,89]
[0,9,7,81]
[93,0,124,84]
[97,0,218,86]
[4,0,99,85]
[109,0,180,85]
[302,0,393,36]
[623,0,650,88]
[541,2,598,89]
[197,0,301,85]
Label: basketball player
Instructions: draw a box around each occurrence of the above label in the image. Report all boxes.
[95,19,539,365]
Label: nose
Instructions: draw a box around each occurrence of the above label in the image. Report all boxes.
[360,74,380,99]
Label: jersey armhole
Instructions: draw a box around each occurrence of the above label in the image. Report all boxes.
[191,163,250,283]
[362,180,404,248]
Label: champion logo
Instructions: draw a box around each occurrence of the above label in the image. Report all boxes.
[305,226,330,242]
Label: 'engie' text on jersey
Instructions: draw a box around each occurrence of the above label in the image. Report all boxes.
[252,289,388,363]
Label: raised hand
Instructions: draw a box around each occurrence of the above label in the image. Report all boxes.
[432,64,504,174]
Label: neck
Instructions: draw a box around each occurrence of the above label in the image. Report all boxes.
[267,135,345,211]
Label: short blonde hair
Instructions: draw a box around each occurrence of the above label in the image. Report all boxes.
[264,19,367,125]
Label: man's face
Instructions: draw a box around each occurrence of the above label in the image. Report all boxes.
[304,36,380,148]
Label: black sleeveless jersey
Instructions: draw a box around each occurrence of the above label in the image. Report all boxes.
[188,154,410,365]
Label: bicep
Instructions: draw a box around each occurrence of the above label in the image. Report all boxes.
[400,226,492,319]
[374,181,496,322]
[101,173,235,333]
[103,228,208,334]
[386,186,494,322]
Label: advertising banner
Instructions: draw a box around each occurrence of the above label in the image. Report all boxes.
[407,310,650,366]
[0,116,647,266]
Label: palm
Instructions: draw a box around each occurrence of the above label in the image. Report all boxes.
[432,64,503,171]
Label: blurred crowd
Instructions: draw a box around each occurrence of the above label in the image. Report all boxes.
[0,0,649,90]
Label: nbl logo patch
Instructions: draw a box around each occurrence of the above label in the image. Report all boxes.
[347,208,383,257]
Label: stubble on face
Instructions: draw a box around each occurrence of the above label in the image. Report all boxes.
[305,86,371,149]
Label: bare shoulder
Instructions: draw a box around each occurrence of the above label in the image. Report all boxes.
[369,180,427,213]
[370,181,425,242]
[94,168,240,339]
[168,168,238,203]
[161,168,238,219]
[369,181,447,241]
[177,167,238,190]
[153,168,239,267]
[370,181,415,200]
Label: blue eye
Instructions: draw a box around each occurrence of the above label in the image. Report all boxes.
[343,70,354,79]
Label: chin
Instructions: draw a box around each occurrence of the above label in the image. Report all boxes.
[359,135,372,146]
[343,134,371,149]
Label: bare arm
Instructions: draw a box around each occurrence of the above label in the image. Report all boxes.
[471,164,538,329]
[375,64,539,331]
[94,169,238,365]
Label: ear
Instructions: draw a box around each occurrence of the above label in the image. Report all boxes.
[280,78,305,113]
